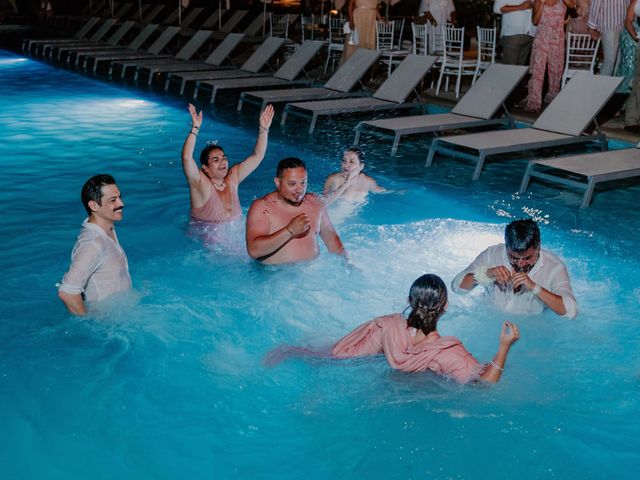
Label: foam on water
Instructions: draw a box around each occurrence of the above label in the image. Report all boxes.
[1,51,639,479]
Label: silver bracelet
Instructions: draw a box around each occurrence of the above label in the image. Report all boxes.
[259,126,269,134]
[490,361,504,372]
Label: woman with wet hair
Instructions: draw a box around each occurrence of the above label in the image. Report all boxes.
[182,103,274,223]
[332,274,520,383]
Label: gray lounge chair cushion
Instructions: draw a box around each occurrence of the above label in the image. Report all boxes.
[324,48,381,93]
[442,128,571,149]
[274,40,324,81]
[241,37,286,73]
[532,73,622,136]
[452,64,528,120]
[373,54,438,103]
[532,146,640,177]
[204,33,245,66]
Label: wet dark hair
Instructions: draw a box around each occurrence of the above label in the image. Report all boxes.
[406,274,448,336]
[276,157,306,177]
[81,174,116,215]
[199,144,225,167]
[505,219,540,253]
[344,147,364,163]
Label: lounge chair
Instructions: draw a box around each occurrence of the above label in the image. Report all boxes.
[164,36,285,94]
[353,63,528,155]
[134,33,245,86]
[426,73,622,180]
[56,20,136,64]
[22,16,100,54]
[194,40,325,104]
[140,5,165,24]
[83,25,181,74]
[72,23,159,69]
[218,10,249,33]
[237,48,382,112]
[40,18,117,58]
[111,29,212,79]
[519,142,640,207]
[281,54,438,134]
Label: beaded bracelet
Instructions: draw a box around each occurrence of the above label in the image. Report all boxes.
[259,126,269,134]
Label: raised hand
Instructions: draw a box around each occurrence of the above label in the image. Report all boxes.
[188,103,203,130]
[499,321,520,347]
[260,104,275,130]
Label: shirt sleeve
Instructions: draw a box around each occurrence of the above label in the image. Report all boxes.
[547,261,578,319]
[435,342,485,384]
[586,0,601,30]
[58,239,103,296]
[493,0,507,15]
[332,317,385,358]
[451,247,493,294]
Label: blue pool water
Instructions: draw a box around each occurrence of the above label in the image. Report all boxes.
[1,50,639,479]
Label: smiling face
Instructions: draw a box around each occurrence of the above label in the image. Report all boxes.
[341,150,363,174]
[89,184,124,223]
[274,167,307,205]
[202,147,228,180]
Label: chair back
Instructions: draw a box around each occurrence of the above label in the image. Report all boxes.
[89,18,118,42]
[222,10,249,33]
[147,25,180,54]
[324,48,381,92]
[376,21,395,51]
[442,25,465,63]
[412,23,428,55]
[142,5,165,24]
[374,54,438,103]
[200,8,221,29]
[301,15,316,41]
[240,36,285,72]
[127,23,158,50]
[204,33,245,66]
[476,26,496,69]
[328,17,345,46]
[562,33,601,88]
[429,22,452,54]
[270,14,290,38]
[105,21,135,46]
[180,7,203,29]
[175,30,212,60]
[393,18,405,49]
[244,12,267,36]
[274,40,324,80]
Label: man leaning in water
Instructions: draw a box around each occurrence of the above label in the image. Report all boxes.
[451,219,577,318]
[57,174,131,315]
[245,158,347,264]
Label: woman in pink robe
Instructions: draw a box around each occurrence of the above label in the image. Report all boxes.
[266,274,520,384]
[332,274,520,383]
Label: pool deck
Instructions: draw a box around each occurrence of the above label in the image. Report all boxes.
[2,22,638,146]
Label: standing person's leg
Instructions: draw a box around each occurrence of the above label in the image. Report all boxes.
[624,48,640,129]
[526,38,549,112]
[546,34,565,100]
[517,35,534,66]
[600,30,621,75]
[501,35,519,65]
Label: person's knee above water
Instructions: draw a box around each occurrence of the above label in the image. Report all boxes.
[245,157,347,264]
[269,274,520,384]
[57,174,132,316]
[451,219,577,318]
[323,147,386,206]
[182,103,274,224]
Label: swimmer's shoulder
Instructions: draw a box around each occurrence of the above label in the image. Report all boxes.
[304,192,325,207]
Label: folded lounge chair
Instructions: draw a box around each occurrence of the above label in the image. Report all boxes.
[111,29,212,79]
[22,16,100,54]
[41,18,117,58]
[425,73,622,180]
[134,32,245,86]
[165,36,285,94]
[83,25,181,74]
[353,63,529,156]
[237,48,382,112]
[194,40,325,104]
[56,20,136,63]
[519,142,640,207]
[281,54,438,134]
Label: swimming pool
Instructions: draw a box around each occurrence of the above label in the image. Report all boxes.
[1,49,639,479]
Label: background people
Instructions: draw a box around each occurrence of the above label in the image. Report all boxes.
[58,174,131,315]
[451,219,577,318]
[245,158,346,264]
[494,0,536,66]
[182,103,274,224]
[587,0,628,76]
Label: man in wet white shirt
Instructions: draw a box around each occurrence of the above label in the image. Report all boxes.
[58,174,131,315]
[451,219,577,318]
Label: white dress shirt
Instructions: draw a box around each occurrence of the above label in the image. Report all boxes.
[494,0,536,37]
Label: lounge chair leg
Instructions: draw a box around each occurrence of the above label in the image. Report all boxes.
[353,127,361,146]
[193,84,199,99]
[309,114,318,134]
[519,163,533,193]
[391,133,401,156]
[281,110,288,127]
[582,178,596,208]
[425,141,438,167]
[210,87,218,104]
[180,80,187,96]
[472,152,486,180]
[237,97,244,112]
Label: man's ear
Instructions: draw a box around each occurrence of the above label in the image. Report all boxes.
[274,177,280,189]
[88,200,99,213]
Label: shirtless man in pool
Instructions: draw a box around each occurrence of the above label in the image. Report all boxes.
[246,158,347,264]
[323,147,385,205]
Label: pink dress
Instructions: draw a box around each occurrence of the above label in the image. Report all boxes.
[190,177,241,223]
[526,1,567,111]
[332,314,485,383]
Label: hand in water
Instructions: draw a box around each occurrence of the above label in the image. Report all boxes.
[511,272,535,293]
[487,266,512,291]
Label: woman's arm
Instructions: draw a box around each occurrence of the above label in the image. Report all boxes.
[233,105,274,183]
[532,0,546,26]
[479,321,520,383]
[181,104,203,188]
[348,0,355,29]
[625,0,639,40]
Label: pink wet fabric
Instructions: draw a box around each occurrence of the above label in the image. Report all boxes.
[332,314,485,383]
[190,177,241,223]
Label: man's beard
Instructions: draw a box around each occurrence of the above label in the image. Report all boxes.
[511,263,534,294]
